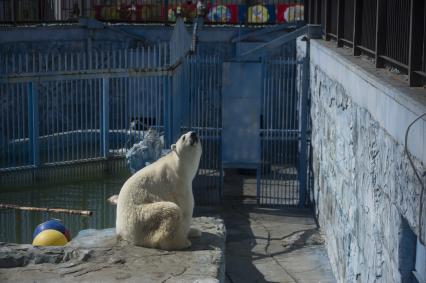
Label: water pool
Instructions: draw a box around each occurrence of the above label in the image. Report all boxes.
[0,175,129,244]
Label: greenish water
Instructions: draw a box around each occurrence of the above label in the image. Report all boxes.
[0,176,129,244]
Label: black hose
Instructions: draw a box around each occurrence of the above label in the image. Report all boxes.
[404,112,426,245]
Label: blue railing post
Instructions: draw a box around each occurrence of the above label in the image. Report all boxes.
[101,78,109,158]
[164,75,172,148]
[28,81,39,167]
[171,66,183,144]
[298,49,310,208]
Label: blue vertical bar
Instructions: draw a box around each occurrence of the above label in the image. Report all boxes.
[171,66,182,143]
[28,82,39,167]
[257,57,266,205]
[164,75,172,148]
[101,78,109,158]
[298,56,309,208]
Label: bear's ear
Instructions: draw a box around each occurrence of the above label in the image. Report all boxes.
[171,144,176,151]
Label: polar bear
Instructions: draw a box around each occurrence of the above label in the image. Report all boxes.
[116,131,202,250]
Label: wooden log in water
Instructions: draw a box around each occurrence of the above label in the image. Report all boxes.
[0,204,92,216]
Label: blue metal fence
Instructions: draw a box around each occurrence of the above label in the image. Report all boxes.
[0,82,30,169]
[181,55,222,204]
[109,76,167,156]
[0,44,171,172]
[0,23,313,207]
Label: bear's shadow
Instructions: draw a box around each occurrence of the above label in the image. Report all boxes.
[186,232,224,251]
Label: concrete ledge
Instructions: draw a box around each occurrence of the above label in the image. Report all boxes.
[0,217,226,283]
[309,39,426,165]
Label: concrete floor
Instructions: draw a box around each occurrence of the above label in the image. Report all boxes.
[219,170,336,283]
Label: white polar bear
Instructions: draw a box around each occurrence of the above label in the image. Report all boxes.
[116,131,202,250]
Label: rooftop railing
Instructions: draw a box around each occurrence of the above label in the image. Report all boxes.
[0,0,304,25]
[306,0,426,87]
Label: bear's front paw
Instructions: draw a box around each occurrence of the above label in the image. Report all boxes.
[188,227,202,238]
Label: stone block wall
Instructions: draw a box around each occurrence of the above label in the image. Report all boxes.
[302,39,426,282]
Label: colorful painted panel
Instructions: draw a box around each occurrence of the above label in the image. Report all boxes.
[92,3,304,24]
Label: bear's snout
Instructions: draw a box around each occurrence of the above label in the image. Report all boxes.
[189,132,199,145]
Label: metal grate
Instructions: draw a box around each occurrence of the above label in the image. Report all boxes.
[0,83,30,169]
[38,79,102,164]
[384,0,410,67]
[307,0,426,86]
[342,0,354,44]
[258,58,304,206]
[359,0,376,53]
[109,76,166,157]
[328,0,338,36]
[0,43,170,171]
[181,55,222,205]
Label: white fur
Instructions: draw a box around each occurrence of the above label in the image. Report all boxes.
[116,131,202,250]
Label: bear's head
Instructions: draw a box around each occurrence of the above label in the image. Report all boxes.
[171,131,202,178]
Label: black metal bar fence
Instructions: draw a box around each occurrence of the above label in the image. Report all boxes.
[0,0,305,26]
[307,0,426,87]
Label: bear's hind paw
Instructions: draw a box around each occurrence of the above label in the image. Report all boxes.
[188,227,202,238]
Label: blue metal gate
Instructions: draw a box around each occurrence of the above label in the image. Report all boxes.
[180,49,310,206]
[218,26,317,207]
[258,57,308,206]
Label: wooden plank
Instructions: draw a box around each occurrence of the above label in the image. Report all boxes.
[0,203,92,216]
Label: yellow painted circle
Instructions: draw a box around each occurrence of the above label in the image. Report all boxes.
[248,5,269,24]
[32,229,68,247]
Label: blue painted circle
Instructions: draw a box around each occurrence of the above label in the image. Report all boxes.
[33,220,67,240]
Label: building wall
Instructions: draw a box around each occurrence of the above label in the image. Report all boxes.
[301,39,426,282]
[0,24,242,58]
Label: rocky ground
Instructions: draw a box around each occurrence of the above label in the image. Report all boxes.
[0,217,225,283]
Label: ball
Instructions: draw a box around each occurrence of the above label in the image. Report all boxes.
[32,229,68,246]
[33,219,71,241]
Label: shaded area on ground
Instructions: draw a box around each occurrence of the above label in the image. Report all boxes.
[197,169,336,283]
